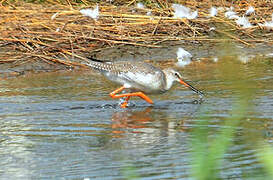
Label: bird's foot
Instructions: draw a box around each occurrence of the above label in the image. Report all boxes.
[120,101,128,108]
[119,97,129,108]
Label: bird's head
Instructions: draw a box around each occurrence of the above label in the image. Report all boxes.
[163,68,203,96]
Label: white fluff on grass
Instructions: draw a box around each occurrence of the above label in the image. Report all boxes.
[51,12,59,20]
[209,7,217,17]
[245,6,255,15]
[146,11,154,20]
[236,16,252,28]
[80,5,99,20]
[225,10,239,19]
[137,2,145,9]
[176,47,192,67]
[172,4,198,19]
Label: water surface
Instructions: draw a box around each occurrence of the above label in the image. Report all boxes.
[0,56,272,179]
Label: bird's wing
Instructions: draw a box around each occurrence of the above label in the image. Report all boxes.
[113,61,165,89]
[86,59,165,89]
[86,59,160,76]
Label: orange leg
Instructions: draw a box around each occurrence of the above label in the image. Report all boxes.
[109,86,153,108]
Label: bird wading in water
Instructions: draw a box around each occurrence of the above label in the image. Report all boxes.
[86,58,203,108]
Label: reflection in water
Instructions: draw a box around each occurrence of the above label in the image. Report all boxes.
[111,107,153,135]
[110,100,202,136]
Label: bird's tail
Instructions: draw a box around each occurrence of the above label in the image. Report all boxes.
[85,57,114,72]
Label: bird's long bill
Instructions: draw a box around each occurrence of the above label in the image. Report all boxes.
[179,79,204,96]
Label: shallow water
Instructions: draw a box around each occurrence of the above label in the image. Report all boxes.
[0,56,272,179]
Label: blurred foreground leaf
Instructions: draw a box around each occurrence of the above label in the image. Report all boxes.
[257,143,273,178]
[191,56,256,179]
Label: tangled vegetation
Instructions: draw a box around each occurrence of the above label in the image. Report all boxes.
[0,0,272,75]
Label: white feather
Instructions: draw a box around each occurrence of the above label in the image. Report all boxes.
[209,7,217,17]
[137,2,145,9]
[225,10,239,19]
[188,10,198,19]
[177,47,192,59]
[172,4,198,19]
[176,48,192,67]
[245,6,255,15]
[80,5,99,20]
[51,12,59,20]
[236,17,252,28]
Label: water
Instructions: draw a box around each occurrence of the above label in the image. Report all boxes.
[0,56,272,179]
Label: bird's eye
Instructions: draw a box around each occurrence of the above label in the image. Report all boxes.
[174,72,179,77]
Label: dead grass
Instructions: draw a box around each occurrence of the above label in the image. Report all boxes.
[0,0,272,71]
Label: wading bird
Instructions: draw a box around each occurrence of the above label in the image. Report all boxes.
[86,58,203,108]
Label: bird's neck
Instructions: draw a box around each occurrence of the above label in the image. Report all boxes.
[163,71,175,91]
[165,78,174,91]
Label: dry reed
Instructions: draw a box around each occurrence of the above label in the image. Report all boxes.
[0,0,272,73]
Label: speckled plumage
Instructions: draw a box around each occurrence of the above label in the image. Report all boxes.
[86,59,176,94]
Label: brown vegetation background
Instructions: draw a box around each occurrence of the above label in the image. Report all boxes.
[0,0,272,76]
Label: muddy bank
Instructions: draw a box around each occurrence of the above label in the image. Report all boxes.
[1,40,272,79]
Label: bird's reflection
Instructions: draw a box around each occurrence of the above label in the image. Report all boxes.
[111,107,154,135]
[110,105,196,137]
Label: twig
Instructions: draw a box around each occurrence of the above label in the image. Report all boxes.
[215,29,253,47]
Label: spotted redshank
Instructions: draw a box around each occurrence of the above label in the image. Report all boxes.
[86,58,203,108]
